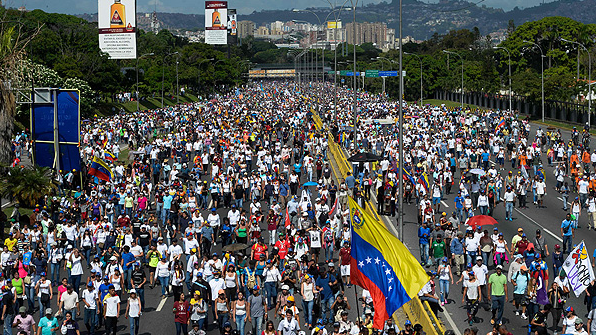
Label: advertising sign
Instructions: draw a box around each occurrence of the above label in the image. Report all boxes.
[327,21,342,29]
[227,8,238,45]
[98,0,137,59]
[205,1,228,45]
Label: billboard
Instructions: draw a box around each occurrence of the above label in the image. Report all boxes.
[327,21,342,29]
[205,1,228,45]
[227,9,238,45]
[32,89,81,172]
[98,0,137,59]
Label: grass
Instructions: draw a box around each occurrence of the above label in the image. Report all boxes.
[422,99,489,110]
[532,119,596,136]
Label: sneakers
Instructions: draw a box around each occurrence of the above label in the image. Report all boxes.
[440,301,445,306]
[515,310,519,316]
[469,319,473,326]
[521,313,528,319]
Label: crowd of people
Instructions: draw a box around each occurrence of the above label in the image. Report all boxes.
[2,81,438,335]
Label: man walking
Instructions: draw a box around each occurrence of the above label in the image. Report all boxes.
[488,265,508,325]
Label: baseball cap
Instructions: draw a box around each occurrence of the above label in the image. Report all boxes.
[45,308,53,315]
[476,256,482,261]
[281,285,290,290]
[496,265,503,269]
[576,318,584,325]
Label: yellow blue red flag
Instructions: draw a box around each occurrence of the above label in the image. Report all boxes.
[349,197,429,329]
[88,156,113,182]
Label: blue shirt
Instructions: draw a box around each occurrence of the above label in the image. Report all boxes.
[481,152,490,162]
[345,176,356,189]
[418,227,431,245]
[279,183,289,197]
[22,251,32,266]
[163,195,174,210]
[450,238,464,255]
[315,274,336,300]
[98,283,111,301]
[38,316,59,335]
[454,196,464,209]
[561,219,573,236]
[122,252,135,270]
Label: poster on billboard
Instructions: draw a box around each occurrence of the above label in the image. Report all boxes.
[327,21,342,29]
[98,0,137,59]
[205,1,228,45]
[227,8,238,45]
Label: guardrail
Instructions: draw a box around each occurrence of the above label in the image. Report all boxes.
[311,108,445,335]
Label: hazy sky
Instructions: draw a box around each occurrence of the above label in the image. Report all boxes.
[4,0,554,15]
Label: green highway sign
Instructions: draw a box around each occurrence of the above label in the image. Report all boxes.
[340,70,349,75]
[365,70,379,78]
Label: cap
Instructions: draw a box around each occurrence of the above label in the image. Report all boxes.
[19,306,26,313]
[518,228,524,232]
[130,289,136,294]
[333,322,340,328]
[536,229,541,234]
[287,296,295,302]
[576,318,584,325]
[281,285,290,291]
[45,308,53,315]
[87,282,94,287]
[566,306,574,312]
[328,262,335,267]
[468,271,475,276]
[496,265,503,269]
[493,227,498,231]
[476,256,483,261]
[109,256,117,261]
[405,320,412,326]
[520,265,528,271]
[224,322,232,327]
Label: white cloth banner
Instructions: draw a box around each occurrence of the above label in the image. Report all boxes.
[562,241,595,297]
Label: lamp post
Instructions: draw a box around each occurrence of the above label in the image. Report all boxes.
[350,0,358,143]
[175,53,181,105]
[442,50,464,110]
[404,52,423,107]
[197,58,214,97]
[161,51,178,108]
[136,52,154,111]
[375,56,392,94]
[492,46,512,113]
[561,38,592,128]
[523,40,545,122]
[293,11,323,86]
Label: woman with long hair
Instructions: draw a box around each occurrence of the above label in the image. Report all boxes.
[300,274,316,329]
[262,320,275,335]
[233,291,247,335]
[548,282,566,333]
[171,262,185,299]
[173,292,190,335]
[215,289,230,334]
[155,256,171,298]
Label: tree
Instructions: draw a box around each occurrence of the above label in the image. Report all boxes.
[0,166,57,207]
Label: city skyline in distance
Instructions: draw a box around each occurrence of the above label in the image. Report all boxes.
[4,0,561,16]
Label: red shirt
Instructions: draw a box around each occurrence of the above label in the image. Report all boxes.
[275,239,290,260]
[173,301,190,324]
[339,247,351,265]
[252,244,267,260]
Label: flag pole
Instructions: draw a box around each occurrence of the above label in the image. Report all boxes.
[353,284,361,325]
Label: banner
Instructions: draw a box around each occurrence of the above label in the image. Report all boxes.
[205,1,228,45]
[98,0,136,59]
[562,241,595,297]
[327,21,342,29]
[227,8,237,45]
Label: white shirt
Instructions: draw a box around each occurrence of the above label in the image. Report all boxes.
[70,255,84,276]
[103,294,121,317]
[472,264,488,285]
[82,289,98,309]
[278,317,300,335]
[208,278,225,302]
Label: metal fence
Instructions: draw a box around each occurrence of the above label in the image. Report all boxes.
[434,90,594,125]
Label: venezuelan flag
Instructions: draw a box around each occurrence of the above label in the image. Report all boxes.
[101,137,108,148]
[88,156,113,182]
[495,117,505,134]
[349,198,429,329]
[104,151,116,162]
[418,172,429,192]
[402,167,416,185]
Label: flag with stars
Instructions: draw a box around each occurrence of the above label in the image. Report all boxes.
[349,197,429,329]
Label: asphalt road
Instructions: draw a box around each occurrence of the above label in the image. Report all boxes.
[390,123,594,335]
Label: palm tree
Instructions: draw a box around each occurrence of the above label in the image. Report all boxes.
[0,166,58,207]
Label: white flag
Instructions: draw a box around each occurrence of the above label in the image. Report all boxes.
[562,241,595,297]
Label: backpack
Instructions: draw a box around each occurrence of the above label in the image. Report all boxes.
[246,268,257,289]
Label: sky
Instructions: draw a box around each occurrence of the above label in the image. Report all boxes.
[4,0,555,15]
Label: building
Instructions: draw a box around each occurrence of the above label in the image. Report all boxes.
[256,26,270,36]
[345,22,393,49]
[237,20,255,38]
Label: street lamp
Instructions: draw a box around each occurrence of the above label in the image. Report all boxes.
[175,52,181,105]
[493,46,512,113]
[292,11,322,85]
[136,52,154,111]
[561,38,592,128]
[161,51,178,108]
[523,40,545,122]
[374,56,393,93]
[197,58,214,96]
[404,52,423,106]
[442,50,464,110]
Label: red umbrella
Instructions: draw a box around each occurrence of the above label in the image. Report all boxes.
[465,215,498,229]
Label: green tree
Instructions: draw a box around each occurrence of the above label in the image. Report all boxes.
[0,166,58,207]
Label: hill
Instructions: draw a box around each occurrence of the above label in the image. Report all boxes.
[76,0,596,40]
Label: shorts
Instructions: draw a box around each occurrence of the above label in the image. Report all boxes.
[340,265,350,276]
[312,247,321,255]
[536,194,543,200]
[432,197,441,205]
[513,293,526,305]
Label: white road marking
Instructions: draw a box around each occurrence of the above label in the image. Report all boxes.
[156,296,168,312]
[557,197,571,206]
[514,207,563,242]
[441,200,450,208]
[442,310,462,335]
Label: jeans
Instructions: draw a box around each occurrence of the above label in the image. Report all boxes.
[321,297,334,322]
[38,297,50,320]
[129,316,140,335]
[217,313,229,332]
[123,269,133,291]
[84,248,92,266]
[325,246,333,262]
[251,315,263,335]
[439,279,450,302]
[3,314,12,335]
[302,300,314,326]
[419,243,430,265]
[235,314,246,335]
[158,276,169,296]
[235,198,243,209]
[482,251,490,266]
[84,308,97,335]
[155,202,163,221]
[479,205,488,215]
[70,274,81,295]
[491,295,505,324]
[563,235,573,254]
[264,282,277,307]
[505,202,513,220]
[51,262,60,284]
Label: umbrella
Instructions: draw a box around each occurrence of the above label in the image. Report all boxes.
[465,215,498,229]
[347,152,383,162]
[469,168,486,176]
[303,181,318,187]
[223,243,249,252]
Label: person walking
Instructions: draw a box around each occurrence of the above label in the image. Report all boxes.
[126,289,141,335]
[102,285,120,335]
[81,282,99,335]
[487,265,508,325]
[173,292,190,335]
[247,286,267,335]
[561,213,575,254]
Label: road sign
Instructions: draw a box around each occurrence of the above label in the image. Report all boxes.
[345,72,361,77]
[340,70,349,76]
[378,71,406,77]
[365,70,379,78]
